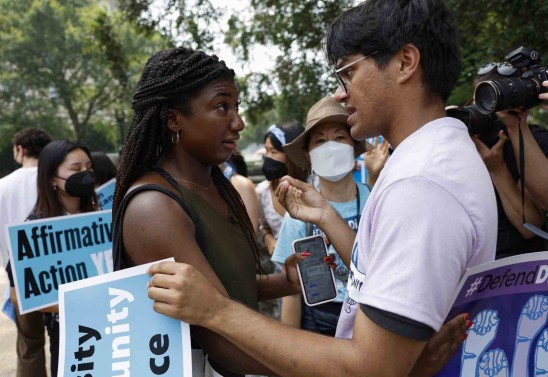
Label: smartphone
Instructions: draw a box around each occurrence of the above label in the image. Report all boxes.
[292,235,338,306]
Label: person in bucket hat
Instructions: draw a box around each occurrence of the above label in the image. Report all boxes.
[283,96,372,172]
[272,95,373,336]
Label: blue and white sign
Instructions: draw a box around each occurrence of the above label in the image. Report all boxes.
[97,178,116,210]
[436,251,548,377]
[6,210,113,314]
[59,259,192,377]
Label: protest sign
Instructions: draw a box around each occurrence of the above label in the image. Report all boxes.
[96,178,116,210]
[6,210,113,314]
[436,251,548,377]
[59,259,192,377]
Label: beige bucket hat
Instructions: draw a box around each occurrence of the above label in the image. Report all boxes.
[283,96,373,169]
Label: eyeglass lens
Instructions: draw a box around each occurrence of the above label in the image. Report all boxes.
[334,72,347,92]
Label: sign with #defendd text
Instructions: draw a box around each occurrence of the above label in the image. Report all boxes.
[436,250,548,377]
[58,258,192,377]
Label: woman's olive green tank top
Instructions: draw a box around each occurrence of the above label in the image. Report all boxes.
[113,167,258,312]
[175,183,259,311]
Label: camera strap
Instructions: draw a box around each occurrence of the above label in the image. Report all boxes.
[513,112,548,240]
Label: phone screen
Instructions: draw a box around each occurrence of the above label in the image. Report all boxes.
[293,236,337,306]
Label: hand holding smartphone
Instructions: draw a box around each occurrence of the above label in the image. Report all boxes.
[292,235,337,306]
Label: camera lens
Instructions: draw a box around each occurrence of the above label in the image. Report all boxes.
[475,77,541,114]
[474,82,499,114]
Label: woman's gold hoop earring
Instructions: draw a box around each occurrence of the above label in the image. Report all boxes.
[171,129,180,144]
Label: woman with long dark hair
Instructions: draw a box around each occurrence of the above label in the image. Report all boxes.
[112,46,302,376]
[33,141,98,217]
[9,140,98,377]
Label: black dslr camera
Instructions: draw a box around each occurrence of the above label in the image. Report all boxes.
[475,46,548,114]
[446,105,505,148]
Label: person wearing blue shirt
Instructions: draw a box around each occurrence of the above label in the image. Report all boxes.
[271,96,372,335]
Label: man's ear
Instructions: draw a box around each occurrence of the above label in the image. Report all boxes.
[397,43,421,83]
[15,145,25,161]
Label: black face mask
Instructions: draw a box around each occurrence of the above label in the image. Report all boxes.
[59,171,96,197]
[262,157,288,181]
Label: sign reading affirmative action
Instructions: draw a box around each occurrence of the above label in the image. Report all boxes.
[6,210,113,314]
[59,259,192,377]
[436,250,548,377]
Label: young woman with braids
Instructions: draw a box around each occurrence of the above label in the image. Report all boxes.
[112,47,303,376]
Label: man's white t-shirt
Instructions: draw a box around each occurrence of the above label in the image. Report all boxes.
[0,167,38,268]
[336,117,497,339]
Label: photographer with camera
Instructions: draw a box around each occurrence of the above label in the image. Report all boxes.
[470,61,548,259]
[496,84,548,212]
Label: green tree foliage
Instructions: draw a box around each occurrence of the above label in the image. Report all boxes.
[119,0,548,145]
[118,0,220,49]
[0,0,169,177]
[121,0,353,144]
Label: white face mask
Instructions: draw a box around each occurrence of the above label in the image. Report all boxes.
[309,141,355,182]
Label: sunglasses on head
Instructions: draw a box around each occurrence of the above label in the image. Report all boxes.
[477,62,518,77]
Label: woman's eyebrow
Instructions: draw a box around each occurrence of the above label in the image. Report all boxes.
[210,91,234,100]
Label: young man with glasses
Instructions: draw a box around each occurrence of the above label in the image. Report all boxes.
[147,1,495,376]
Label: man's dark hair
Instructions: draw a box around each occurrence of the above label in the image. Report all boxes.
[325,0,462,102]
[12,128,51,158]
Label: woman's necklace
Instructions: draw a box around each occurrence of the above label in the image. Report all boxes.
[172,176,214,191]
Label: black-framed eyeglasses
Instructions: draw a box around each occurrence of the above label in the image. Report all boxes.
[477,62,518,77]
[332,51,379,93]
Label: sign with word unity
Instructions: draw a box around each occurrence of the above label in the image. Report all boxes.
[58,259,192,377]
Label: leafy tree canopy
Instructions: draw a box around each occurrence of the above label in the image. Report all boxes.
[0,0,169,176]
[120,0,548,143]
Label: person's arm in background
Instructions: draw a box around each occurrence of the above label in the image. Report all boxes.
[365,137,390,187]
[497,83,548,210]
[472,131,544,238]
[256,183,278,255]
[280,267,302,328]
[270,214,306,327]
[230,174,260,233]
[261,227,277,256]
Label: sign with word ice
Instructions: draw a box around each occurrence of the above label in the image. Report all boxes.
[6,210,113,314]
[436,250,548,377]
[58,259,192,377]
[96,178,116,210]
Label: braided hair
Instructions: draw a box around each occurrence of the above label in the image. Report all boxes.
[114,47,262,270]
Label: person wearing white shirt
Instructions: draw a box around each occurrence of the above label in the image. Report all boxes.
[0,128,51,377]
